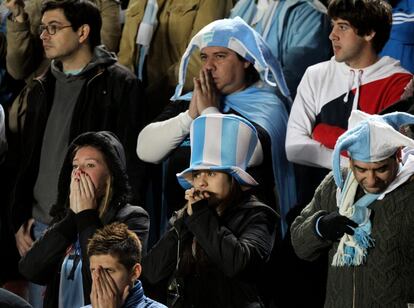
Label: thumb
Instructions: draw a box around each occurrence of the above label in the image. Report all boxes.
[121,285,130,303]
[27,218,35,231]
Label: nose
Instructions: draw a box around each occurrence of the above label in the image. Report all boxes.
[40,29,49,40]
[203,58,215,71]
[329,27,338,41]
[195,172,208,188]
[364,171,377,188]
[74,165,85,176]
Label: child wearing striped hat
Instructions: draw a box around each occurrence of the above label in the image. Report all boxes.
[142,114,278,308]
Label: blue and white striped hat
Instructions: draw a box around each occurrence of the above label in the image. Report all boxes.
[171,16,290,101]
[176,113,258,189]
[333,110,414,188]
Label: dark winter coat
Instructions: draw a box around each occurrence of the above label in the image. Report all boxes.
[143,194,278,308]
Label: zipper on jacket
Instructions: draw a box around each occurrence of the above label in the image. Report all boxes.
[173,225,181,271]
[86,68,105,87]
[352,267,356,308]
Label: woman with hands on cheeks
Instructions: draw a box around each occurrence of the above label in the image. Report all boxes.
[142,114,278,308]
[18,131,149,308]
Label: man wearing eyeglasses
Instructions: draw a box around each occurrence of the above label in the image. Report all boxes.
[9,1,145,306]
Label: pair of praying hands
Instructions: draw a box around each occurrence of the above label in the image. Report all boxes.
[69,169,97,213]
[90,267,129,308]
[188,68,220,119]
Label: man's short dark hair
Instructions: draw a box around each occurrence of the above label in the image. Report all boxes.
[235,53,260,86]
[87,223,142,272]
[41,0,102,50]
[328,0,392,53]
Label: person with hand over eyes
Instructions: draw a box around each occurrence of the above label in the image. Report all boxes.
[291,110,414,307]
[18,131,149,308]
[142,114,278,308]
[80,222,165,308]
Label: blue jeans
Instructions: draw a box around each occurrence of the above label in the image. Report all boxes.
[28,220,48,308]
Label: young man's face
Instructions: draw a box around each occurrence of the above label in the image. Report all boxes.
[329,18,375,68]
[200,46,250,95]
[90,254,138,296]
[72,146,110,198]
[350,156,399,194]
[192,170,232,205]
[40,8,83,61]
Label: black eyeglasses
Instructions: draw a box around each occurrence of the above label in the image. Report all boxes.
[39,24,72,35]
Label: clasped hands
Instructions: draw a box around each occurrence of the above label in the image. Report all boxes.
[69,169,97,213]
[188,68,221,119]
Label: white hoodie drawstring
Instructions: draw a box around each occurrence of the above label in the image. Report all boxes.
[352,70,363,110]
[343,69,354,103]
[343,69,363,111]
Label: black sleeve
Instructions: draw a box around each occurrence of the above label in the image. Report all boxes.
[19,211,77,284]
[184,201,277,278]
[142,214,189,285]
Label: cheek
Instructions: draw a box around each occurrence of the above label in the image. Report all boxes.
[112,272,131,291]
[89,171,107,191]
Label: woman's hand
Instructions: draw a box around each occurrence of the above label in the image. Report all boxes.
[69,170,79,213]
[184,188,210,215]
[69,170,97,213]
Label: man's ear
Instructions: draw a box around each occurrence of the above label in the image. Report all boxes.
[364,30,376,42]
[131,263,142,282]
[396,147,402,162]
[78,24,90,44]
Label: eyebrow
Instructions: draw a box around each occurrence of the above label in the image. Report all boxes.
[331,20,351,26]
[40,20,64,26]
[354,164,389,171]
[200,51,229,56]
[73,158,100,162]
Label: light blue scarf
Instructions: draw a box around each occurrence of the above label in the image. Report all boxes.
[135,0,158,80]
[230,0,280,57]
[176,83,297,236]
[332,171,379,266]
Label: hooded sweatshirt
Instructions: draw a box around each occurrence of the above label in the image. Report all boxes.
[286,56,412,170]
[32,46,117,225]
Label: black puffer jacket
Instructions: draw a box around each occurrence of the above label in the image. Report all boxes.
[19,131,150,308]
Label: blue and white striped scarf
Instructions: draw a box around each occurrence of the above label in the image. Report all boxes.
[332,171,378,266]
[333,151,414,266]
[135,0,158,80]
